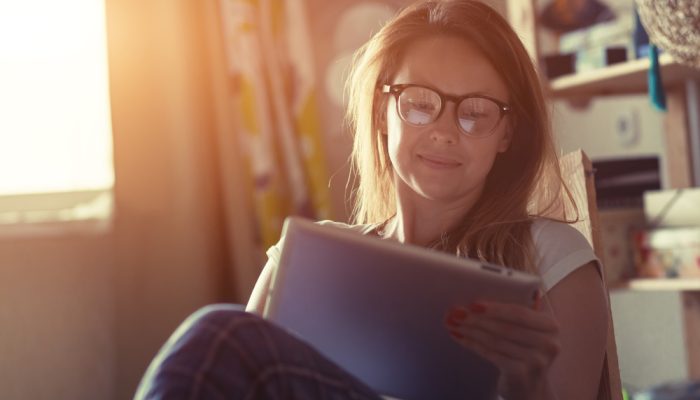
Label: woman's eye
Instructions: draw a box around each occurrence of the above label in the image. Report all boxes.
[461,111,487,119]
[410,101,435,111]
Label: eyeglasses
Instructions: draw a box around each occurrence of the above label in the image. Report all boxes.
[382,84,511,138]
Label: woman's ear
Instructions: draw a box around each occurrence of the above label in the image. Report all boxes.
[497,119,514,153]
[497,129,512,152]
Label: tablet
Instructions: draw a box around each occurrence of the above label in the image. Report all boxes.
[264,217,541,400]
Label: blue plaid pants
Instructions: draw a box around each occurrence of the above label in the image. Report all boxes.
[135,304,383,400]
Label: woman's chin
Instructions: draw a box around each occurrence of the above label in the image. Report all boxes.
[414,185,462,202]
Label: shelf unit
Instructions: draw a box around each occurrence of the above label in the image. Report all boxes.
[548,53,700,98]
[506,0,700,392]
[546,55,700,189]
[508,1,700,190]
[612,278,700,292]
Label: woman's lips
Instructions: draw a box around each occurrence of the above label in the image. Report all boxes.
[418,154,462,169]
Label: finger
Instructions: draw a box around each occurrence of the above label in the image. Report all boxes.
[467,341,550,398]
[447,327,465,343]
[461,325,557,367]
[461,336,534,378]
[444,307,468,328]
[468,302,559,333]
[463,316,560,355]
[533,290,543,310]
[444,312,464,338]
[445,305,557,344]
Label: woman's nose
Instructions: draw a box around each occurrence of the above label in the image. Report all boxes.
[429,103,460,144]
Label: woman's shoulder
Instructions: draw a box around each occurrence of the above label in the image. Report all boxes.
[530,218,592,250]
[529,218,600,291]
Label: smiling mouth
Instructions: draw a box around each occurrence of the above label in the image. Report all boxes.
[418,154,462,168]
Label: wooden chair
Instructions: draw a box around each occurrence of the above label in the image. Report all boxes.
[552,149,623,400]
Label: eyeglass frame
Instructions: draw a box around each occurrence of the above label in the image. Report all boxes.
[381,83,512,137]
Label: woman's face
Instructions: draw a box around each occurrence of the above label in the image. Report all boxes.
[384,35,512,205]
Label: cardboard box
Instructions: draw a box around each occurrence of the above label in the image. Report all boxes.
[599,208,646,285]
[632,226,700,278]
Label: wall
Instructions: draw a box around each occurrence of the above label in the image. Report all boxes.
[0,235,115,399]
[553,96,668,184]
[611,291,688,391]
[552,95,689,390]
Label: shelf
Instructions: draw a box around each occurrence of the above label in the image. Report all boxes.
[611,278,700,292]
[547,53,700,98]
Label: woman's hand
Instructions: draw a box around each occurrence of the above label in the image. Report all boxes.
[444,296,560,400]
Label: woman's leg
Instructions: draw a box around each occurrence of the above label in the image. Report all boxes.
[135,304,383,400]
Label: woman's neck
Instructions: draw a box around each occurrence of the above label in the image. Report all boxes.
[381,182,483,246]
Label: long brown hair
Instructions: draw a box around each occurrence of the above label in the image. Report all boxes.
[345,0,574,273]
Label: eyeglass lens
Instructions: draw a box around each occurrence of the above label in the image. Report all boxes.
[397,86,502,136]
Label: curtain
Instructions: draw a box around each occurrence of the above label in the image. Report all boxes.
[218,0,332,253]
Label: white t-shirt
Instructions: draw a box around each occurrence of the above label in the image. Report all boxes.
[264,218,600,292]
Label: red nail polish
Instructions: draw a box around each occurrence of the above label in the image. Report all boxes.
[468,303,486,313]
[448,310,467,322]
[532,290,542,310]
[449,330,464,339]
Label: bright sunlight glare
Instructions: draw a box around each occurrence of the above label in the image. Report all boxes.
[0,0,114,196]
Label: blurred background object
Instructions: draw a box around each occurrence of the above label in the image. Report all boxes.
[540,0,615,32]
[634,0,700,68]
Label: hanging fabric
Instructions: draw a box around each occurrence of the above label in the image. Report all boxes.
[218,0,331,249]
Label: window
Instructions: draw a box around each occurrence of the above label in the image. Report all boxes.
[0,0,114,232]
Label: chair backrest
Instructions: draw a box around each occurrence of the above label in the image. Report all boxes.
[550,149,623,400]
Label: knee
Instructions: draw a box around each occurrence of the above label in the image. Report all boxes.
[185,303,251,328]
[169,304,271,348]
[135,305,263,399]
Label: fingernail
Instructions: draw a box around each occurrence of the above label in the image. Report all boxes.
[446,313,466,327]
[468,303,486,314]
[447,309,467,323]
[532,290,542,310]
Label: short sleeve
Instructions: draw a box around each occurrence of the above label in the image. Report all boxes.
[265,239,283,267]
[531,219,601,291]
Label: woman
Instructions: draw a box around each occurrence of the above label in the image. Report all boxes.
[136,1,608,399]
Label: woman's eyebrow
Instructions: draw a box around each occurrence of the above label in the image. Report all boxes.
[393,73,507,100]
[439,86,505,100]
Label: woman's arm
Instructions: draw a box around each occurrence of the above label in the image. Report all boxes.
[546,261,608,399]
[444,261,607,400]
